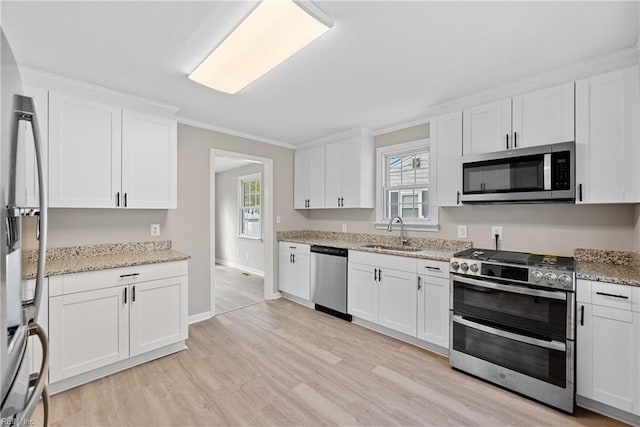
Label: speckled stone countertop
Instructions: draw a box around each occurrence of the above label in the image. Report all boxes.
[277,230,472,262]
[575,248,640,287]
[22,240,190,279]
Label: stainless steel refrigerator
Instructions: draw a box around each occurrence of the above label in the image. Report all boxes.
[0,28,49,424]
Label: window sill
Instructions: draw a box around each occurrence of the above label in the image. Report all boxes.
[374,222,440,232]
[238,236,263,241]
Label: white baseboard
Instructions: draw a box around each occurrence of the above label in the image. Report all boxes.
[279,292,315,309]
[188,311,213,325]
[215,258,264,277]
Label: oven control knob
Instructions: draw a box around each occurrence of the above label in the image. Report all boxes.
[450,261,459,270]
[558,274,573,288]
[469,263,479,273]
[544,272,558,284]
[460,262,469,272]
[531,271,543,282]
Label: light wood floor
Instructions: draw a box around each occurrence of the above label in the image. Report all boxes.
[33,299,623,426]
[214,264,264,315]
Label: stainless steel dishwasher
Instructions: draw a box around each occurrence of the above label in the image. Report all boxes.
[310,245,351,321]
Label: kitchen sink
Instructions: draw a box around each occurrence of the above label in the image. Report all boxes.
[359,244,423,252]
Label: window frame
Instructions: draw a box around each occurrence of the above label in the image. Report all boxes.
[374,138,439,231]
[238,172,262,240]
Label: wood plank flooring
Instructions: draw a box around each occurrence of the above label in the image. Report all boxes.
[214,264,264,315]
[32,299,624,426]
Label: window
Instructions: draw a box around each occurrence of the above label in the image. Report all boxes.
[376,139,438,230]
[239,173,261,239]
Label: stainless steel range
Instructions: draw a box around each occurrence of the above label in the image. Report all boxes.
[449,248,575,413]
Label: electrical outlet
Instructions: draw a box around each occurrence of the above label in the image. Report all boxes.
[150,224,160,237]
[457,225,468,239]
[491,226,503,240]
[341,224,348,232]
[276,215,281,224]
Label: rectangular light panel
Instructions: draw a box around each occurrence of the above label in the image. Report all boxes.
[189,0,333,94]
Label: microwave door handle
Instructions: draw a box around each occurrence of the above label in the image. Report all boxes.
[452,315,566,351]
[543,153,551,191]
[454,274,566,300]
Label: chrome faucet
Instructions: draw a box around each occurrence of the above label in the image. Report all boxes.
[387,216,408,246]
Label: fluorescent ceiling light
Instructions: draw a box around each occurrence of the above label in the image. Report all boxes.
[189,0,333,94]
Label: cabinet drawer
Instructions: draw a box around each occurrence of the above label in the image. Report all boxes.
[417,259,448,278]
[49,261,188,296]
[281,241,310,255]
[592,281,633,311]
[349,250,417,273]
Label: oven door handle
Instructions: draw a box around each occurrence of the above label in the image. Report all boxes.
[452,315,566,352]
[453,275,566,301]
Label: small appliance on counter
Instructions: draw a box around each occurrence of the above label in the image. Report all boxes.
[448,248,576,413]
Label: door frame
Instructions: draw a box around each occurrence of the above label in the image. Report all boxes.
[209,149,275,316]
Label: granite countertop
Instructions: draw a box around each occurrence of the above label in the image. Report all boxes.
[575,249,640,287]
[23,240,190,279]
[277,230,472,262]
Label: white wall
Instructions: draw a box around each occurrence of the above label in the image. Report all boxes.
[215,163,265,275]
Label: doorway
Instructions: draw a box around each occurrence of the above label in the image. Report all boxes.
[210,150,275,316]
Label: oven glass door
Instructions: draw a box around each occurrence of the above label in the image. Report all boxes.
[452,315,567,387]
[452,274,568,338]
[463,154,545,194]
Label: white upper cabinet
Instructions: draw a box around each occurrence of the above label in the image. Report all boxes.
[575,65,640,204]
[295,128,374,209]
[512,82,575,149]
[294,144,325,209]
[49,92,122,208]
[48,92,178,209]
[433,111,463,207]
[463,83,575,155]
[20,87,48,208]
[122,110,177,209]
[462,99,511,155]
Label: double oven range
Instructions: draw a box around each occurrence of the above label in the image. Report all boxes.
[449,248,575,413]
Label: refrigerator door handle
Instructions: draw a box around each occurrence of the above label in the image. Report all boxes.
[17,323,49,424]
[15,96,48,323]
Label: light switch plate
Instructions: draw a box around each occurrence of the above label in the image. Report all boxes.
[276,215,281,224]
[457,225,468,239]
[150,224,160,237]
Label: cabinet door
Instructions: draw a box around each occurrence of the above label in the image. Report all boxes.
[576,303,592,399]
[121,110,177,209]
[590,305,636,412]
[293,150,309,209]
[347,263,377,322]
[324,140,342,208]
[278,243,294,294]
[307,145,326,208]
[129,276,188,357]
[48,92,121,208]
[19,87,48,208]
[49,286,129,382]
[292,252,310,300]
[340,137,360,208]
[434,111,462,207]
[575,66,640,204]
[377,268,417,336]
[512,83,575,148]
[417,275,449,347]
[462,99,512,155]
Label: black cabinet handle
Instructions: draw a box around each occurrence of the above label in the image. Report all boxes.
[417,276,422,291]
[374,268,378,281]
[132,286,136,302]
[290,254,293,263]
[513,131,517,148]
[578,184,583,202]
[123,287,127,304]
[378,269,382,281]
[116,192,120,207]
[456,191,460,205]
[119,273,140,278]
[506,133,509,149]
[341,198,344,207]
[292,254,295,263]
[425,266,441,271]
[124,193,128,207]
[596,291,629,300]
[580,305,584,326]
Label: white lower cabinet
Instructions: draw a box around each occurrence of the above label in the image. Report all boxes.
[417,274,450,348]
[49,261,188,384]
[576,280,640,415]
[347,263,378,322]
[278,242,310,300]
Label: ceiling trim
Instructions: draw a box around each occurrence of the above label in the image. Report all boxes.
[19,66,180,114]
[176,116,296,150]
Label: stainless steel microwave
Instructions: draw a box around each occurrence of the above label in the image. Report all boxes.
[460,141,575,203]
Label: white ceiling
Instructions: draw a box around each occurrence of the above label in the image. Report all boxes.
[214,156,261,173]
[3,1,638,145]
